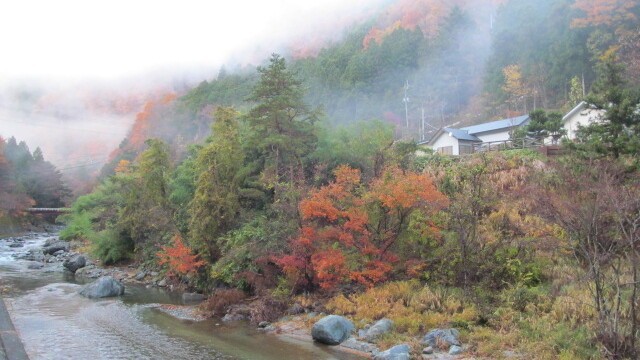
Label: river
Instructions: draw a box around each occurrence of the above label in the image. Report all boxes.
[0,233,361,360]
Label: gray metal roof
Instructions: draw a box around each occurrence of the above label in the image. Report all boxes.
[460,115,529,135]
[443,127,482,142]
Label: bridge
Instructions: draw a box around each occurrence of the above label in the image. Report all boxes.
[26,208,72,214]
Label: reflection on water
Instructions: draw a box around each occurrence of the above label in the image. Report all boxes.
[0,234,362,360]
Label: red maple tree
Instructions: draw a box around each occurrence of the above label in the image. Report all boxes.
[276,165,449,292]
[157,234,206,277]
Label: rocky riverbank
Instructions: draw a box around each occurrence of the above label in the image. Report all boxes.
[5,233,475,359]
[5,233,170,289]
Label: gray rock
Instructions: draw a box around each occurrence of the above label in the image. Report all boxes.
[422,328,461,348]
[449,345,463,355]
[43,237,59,246]
[222,313,246,322]
[53,250,65,256]
[422,346,433,354]
[287,303,305,315]
[341,337,379,354]
[63,255,86,273]
[311,315,354,345]
[361,318,393,342]
[79,276,125,298]
[258,321,270,328]
[157,279,167,287]
[374,344,411,360]
[134,271,147,281]
[17,249,45,262]
[43,241,69,255]
[182,292,205,303]
[27,262,44,269]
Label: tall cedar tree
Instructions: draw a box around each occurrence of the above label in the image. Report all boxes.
[0,137,34,216]
[2,137,68,209]
[119,139,174,249]
[189,107,244,261]
[245,54,319,186]
[578,55,640,157]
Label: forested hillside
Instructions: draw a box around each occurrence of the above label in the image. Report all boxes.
[101,0,639,175]
[0,136,69,232]
[55,0,640,358]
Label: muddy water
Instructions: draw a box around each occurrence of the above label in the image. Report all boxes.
[0,233,361,360]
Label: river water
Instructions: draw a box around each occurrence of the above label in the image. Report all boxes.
[0,233,360,360]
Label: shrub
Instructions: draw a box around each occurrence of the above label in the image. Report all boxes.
[199,289,246,316]
[91,228,133,264]
[157,234,205,277]
[59,211,93,241]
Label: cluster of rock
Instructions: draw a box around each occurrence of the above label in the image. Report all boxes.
[310,315,465,359]
[15,237,79,270]
[19,236,168,288]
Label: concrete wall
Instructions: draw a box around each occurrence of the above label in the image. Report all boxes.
[430,133,460,155]
[564,108,604,139]
[474,129,512,143]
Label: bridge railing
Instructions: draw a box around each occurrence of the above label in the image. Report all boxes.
[26,208,72,214]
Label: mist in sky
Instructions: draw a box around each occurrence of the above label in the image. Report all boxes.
[0,0,386,82]
[0,0,389,181]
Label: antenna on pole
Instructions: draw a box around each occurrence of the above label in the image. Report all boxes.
[403,80,410,128]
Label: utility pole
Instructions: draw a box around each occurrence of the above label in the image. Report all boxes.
[421,103,425,141]
[403,80,410,128]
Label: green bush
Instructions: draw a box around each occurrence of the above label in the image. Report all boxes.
[59,212,93,241]
[91,229,134,264]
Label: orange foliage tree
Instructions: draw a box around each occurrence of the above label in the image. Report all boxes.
[157,234,206,277]
[571,0,637,28]
[276,165,449,292]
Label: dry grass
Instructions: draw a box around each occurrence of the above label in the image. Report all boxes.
[326,280,478,336]
[323,276,602,359]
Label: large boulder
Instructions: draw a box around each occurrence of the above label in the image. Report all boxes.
[374,344,411,360]
[63,255,86,273]
[422,328,461,349]
[43,241,69,255]
[311,315,354,345]
[79,276,125,298]
[360,318,393,342]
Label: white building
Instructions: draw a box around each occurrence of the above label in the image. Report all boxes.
[562,101,604,140]
[424,115,530,155]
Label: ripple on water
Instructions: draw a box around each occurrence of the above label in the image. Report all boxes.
[9,283,229,360]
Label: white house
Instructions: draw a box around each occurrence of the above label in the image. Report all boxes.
[562,101,604,140]
[426,127,482,155]
[424,115,530,155]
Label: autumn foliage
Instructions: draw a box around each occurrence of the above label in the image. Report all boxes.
[276,165,448,292]
[157,234,206,277]
[571,0,637,28]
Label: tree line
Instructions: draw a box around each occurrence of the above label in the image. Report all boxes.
[0,137,69,219]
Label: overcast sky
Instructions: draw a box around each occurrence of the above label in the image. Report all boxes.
[0,0,385,82]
